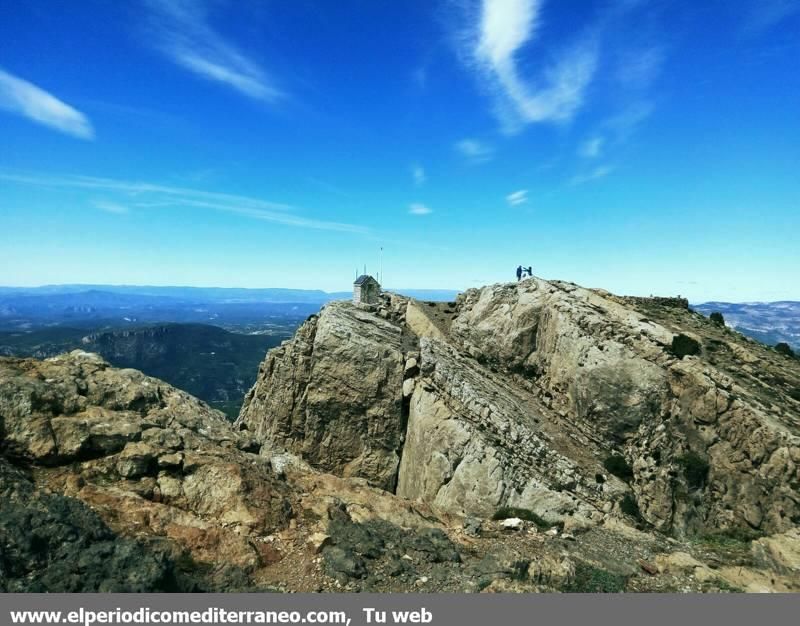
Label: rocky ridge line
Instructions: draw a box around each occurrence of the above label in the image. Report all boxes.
[237,277,800,538]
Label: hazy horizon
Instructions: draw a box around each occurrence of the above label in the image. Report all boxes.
[1,280,798,306]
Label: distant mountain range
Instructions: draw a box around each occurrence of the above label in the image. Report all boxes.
[0,284,461,303]
[693,301,800,350]
[0,284,350,303]
[0,290,321,332]
[81,323,284,417]
[0,284,461,417]
[0,323,283,418]
[0,285,460,332]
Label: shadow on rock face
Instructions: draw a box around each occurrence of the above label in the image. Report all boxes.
[0,458,258,593]
[320,502,461,589]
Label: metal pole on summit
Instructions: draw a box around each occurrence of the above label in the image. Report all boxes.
[380,247,383,285]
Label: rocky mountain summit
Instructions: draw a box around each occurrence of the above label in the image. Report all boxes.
[2,277,799,592]
[239,278,799,537]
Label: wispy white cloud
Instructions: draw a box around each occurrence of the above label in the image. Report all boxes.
[145,0,283,102]
[455,138,494,163]
[615,45,665,90]
[0,68,93,139]
[464,0,598,132]
[306,177,352,198]
[412,66,428,89]
[1,170,366,233]
[1,170,291,210]
[409,203,433,215]
[93,200,129,215]
[577,45,665,159]
[576,101,653,162]
[412,164,427,186]
[570,164,615,186]
[578,136,604,158]
[506,189,528,206]
[605,101,653,141]
[741,0,800,35]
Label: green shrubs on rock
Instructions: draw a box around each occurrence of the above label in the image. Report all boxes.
[619,494,642,520]
[670,333,701,358]
[563,563,628,593]
[775,342,795,358]
[698,528,761,548]
[709,312,725,326]
[603,455,634,482]
[677,451,710,490]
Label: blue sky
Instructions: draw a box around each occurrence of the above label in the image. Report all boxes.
[1,0,798,301]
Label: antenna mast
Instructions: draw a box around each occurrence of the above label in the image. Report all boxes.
[379,247,383,285]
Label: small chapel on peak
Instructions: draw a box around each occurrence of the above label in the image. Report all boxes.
[352,274,380,305]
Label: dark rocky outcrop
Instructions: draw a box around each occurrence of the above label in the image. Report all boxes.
[0,458,181,592]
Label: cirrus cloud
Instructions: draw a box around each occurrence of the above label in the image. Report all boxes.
[455,138,494,163]
[578,136,604,158]
[409,203,433,215]
[1,170,367,234]
[464,0,599,132]
[0,68,94,139]
[93,200,130,215]
[145,0,283,102]
[506,189,528,206]
[570,164,615,186]
[412,164,427,186]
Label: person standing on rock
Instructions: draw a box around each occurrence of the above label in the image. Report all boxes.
[516,265,523,281]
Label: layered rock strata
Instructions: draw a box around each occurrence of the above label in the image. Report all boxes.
[239,279,800,537]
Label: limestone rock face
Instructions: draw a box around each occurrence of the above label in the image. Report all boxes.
[445,279,800,536]
[396,338,610,522]
[451,280,672,435]
[0,351,291,591]
[752,529,800,579]
[236,302,407,491]
[242,278,800,538]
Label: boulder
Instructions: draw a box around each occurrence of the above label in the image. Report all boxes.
[501,518,524,530]
[752,529,800,577]
[116,442,156,479]
[236,303,406,491]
